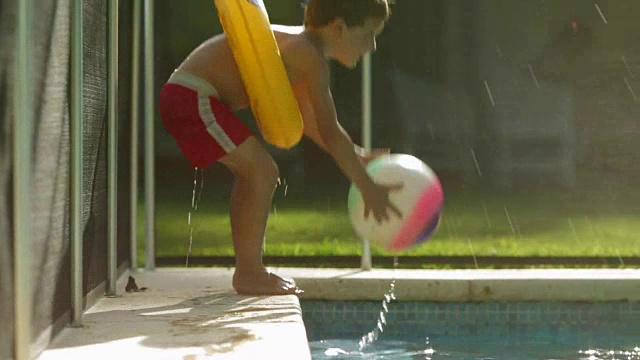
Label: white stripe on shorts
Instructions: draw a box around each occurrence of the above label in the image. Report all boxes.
[197,94,236,153]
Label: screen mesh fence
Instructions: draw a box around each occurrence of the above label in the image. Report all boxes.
[0,0,133,358]
[0,0,14,354]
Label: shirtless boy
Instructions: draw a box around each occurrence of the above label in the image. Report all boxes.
[159,0,400,295]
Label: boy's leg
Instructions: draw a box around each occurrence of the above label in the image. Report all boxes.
[159,79,298,295]
[219,136,300,295]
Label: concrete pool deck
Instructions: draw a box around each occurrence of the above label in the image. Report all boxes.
[38,268,640,359]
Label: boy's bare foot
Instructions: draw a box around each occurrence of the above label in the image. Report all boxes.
[232,269,303,296]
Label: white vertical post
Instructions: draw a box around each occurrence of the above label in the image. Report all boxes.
[130,0,141,271]
[361,53,373,271]
[70,0,84,327]
[144,0,156,270]
[107,0,119,296]
[14,0,33,357]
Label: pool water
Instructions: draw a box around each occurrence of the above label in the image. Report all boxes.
[309,337,640,359]
[302,301,640,360]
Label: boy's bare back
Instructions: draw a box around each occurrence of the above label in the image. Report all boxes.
[175,25,320,112]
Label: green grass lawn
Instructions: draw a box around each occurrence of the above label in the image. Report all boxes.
[138,180,640,266]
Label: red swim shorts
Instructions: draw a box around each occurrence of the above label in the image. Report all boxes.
[159,72,252,169]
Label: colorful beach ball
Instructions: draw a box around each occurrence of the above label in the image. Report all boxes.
[348,154,444,251]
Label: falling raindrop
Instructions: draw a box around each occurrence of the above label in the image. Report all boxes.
[624,77,637,102]
[427,123,436,140]
[468,238,479,269]
[528,64,540,88]
[616,249,624,267]
[594,3,608,24]
[444,217,454,238]
[482,203,492,229]
[606,181,617,201]
[567,218,577,238]
[470,148,482,177]
[622,56,635,78]
[585,216,596,237]
[484,80,496,106]
[504,206,517,236]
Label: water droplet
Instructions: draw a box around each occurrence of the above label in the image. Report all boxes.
[359,279,397,351]
[186,168,205,268]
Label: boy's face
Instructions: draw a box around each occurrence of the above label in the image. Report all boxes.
[331,17,386,69]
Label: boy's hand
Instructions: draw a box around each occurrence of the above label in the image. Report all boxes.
[355,146,401,223]
[362,181,403,224]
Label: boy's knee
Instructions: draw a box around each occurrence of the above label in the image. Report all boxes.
[235,147,279,187]
[254,156,279,188]
[221,138,279,185]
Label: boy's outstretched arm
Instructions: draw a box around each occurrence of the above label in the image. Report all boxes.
[300,98,380,163]
[302,54,401,223]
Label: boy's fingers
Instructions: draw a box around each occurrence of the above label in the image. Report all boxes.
[377,182,404,192]
[390,204,403,219]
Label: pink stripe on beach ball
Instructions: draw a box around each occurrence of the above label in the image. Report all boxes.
[389,183,443,250]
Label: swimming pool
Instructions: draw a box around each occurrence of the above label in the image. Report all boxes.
[301,300,640,359]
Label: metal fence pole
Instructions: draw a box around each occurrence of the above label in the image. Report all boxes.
[13,0,33,357]
[70,0,84,326]
[107,0,119,296]
[130,0,141,271]
[144,0,156,270]
[360,53,373,271]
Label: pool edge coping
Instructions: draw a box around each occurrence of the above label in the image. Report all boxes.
[278,268,640,302]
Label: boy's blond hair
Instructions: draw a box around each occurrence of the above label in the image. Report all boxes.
[304,0,391,28]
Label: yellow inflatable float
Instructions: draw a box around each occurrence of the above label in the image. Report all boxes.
[214,0,304,149]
